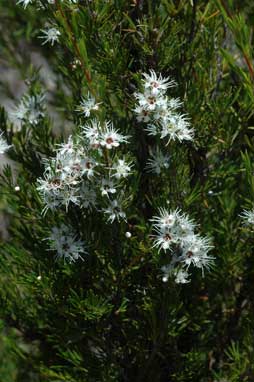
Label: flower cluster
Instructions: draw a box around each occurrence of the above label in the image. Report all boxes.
[134,70,194,144]
[47,224,86,263]
[37,120,132,224]
[151,208,214,283]
[0,131,11,155]
[10,92,45,128]
[37,136,97,212]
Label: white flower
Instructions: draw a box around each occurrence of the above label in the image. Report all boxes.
[102,199,126,223]
[100,122,129,149]
[10,93,45,126]
[56,136,76,156]
[76,94,101,117]
[153,227,176,251]
[82,120,101,147]
[142,70,176,96]
[39,27,60,46]
[133,105,152,122]
[134,92,167,112]
[100,178,117,197]
[180,235,214,274]
[80,156,97,179]
[37,174,80,214]
[143,123,159,136]
[152,98,181,121]
[10,102,28,122]
[176,213,196,238]
[150,208,180,230]
[152,101,170,121]
[18,0,79,8]
[112,158,132,179]
[0,131,11,154]
[240,209,254,226]
[56,141,97,180]
[60,0,78,3]
[167,98,183,110]
[145,148,170,175]
[47,224,86,262]
[151,209,191,252]
[147,113,194,143]
[16,0,33,8]
[55,147,87,184]
[38,189,62,214]
[82,120,129,150]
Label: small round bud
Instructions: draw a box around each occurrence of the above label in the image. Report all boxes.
[162,276,168,283]
[125,231,132,238]
[37,275,42,281]
[15,186,20,191]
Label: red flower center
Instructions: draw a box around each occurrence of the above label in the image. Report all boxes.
[106,137,114,144]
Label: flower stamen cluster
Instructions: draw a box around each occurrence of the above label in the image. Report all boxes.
[151,208,214,283]
[37,136,97,213]
[134,70,194,144]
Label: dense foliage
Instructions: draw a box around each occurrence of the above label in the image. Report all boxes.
[1,0,254,381]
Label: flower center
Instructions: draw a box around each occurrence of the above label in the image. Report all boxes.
[62,243,70,251]
[163,233,172,241]
[106,137,114,144]
[52,178,61,186]
[148,97,156,104]
[151,81,159,88]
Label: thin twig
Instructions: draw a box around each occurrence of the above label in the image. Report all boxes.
[55,1,96,95]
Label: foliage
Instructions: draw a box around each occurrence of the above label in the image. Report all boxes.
[1,0,254,381]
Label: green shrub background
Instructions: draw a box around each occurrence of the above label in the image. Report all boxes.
[1,1,254,381]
